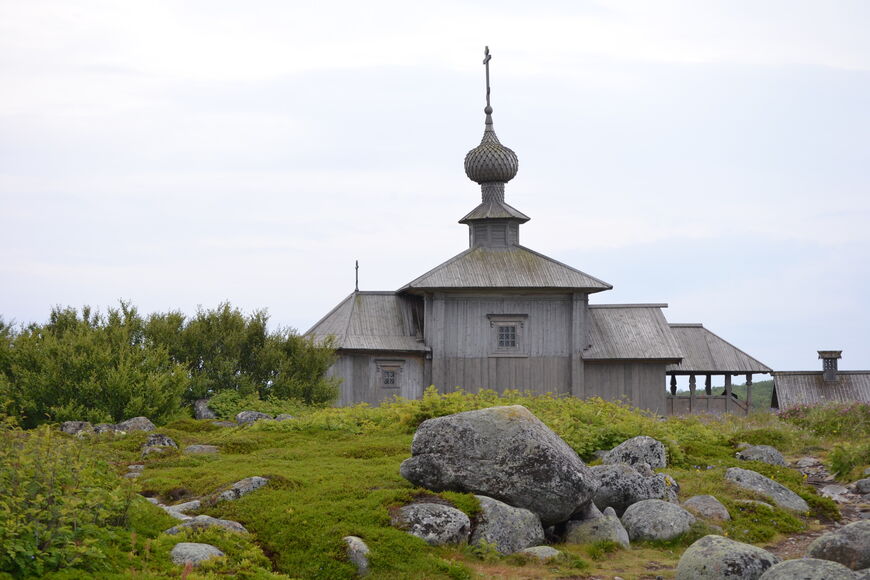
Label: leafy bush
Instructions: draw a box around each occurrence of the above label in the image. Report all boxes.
[829,441,870,481]
[0,304,187,427]
[206,390,306,420]
[778,402,870,440]
[0,423,135,577]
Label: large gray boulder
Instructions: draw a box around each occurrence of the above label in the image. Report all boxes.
[758,558,855,579]
[390,503,470,546]
[676,535,780,580]
[116,416,156,432]
[725,467,809,512]
[564,506,629,548]
[343,536,370,577]
[736,445,787,467]
[236,410,273,425]
[807,520,870,570]
[399,405,598,526]
[170,542,225,566]
[217,476,269,502]
[165,515,248,535]
[470,495,544,555]
[193,399,216,420]
[602,435,667,469]
[621,499,695,542]
[591,463,678,516]
[683,495,731,521]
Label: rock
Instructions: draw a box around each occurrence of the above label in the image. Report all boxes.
[211,421,236,428]
[518,546,562,561]
[736,445,787,467]
[807,520,870,570]
[163,508,193,521]
[724,467,809,512]
[60,421,93,435]
[565,506,630,548]
[795,456,821,468]
[170,542,224,566]
[235,410,273,425]
[127,464,145,472]
[275,414,295,421]
[621,499,695,542]
[865,467,870,476]
[216,476,269,502]
[602,435,667,469]
[855,568,870,580]
[184,444,219,454]
[145,497,160,504]
[855,478,870,494]
[470,495,545,555]
[821,484,851,503]
[390,503,470,546]
[572,500,602,521]
[683,495,731,521]
[343,536,370,577]
[758,558,855,579]
[168,500,201,514]
[94,423,120,434]
[590,463,678,516]
[193,399,216,420]
[145,433,177,448]
[399,405,599,526]
[116,416,156,432]
[676,535,780,579]
[165,515,248,535]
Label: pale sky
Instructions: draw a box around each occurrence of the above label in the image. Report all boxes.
[2,0,868,373]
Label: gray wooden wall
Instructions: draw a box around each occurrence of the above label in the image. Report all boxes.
[328,354,425,406]
[584,362,667,413]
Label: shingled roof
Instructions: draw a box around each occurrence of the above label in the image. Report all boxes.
[772,372,870,409]
[583,304,683,361]
[666,324,771,374]
[399,246,611,292]
[306,292,427,352]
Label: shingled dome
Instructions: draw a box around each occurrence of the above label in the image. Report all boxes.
[464,108,519,184]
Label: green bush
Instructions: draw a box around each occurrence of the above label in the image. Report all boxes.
[778,402,870,440]
[0,423,135,577]
[829,441,870,481]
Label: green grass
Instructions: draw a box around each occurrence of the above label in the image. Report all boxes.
[4,388,867,579]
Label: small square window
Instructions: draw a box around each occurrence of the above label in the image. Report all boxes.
[497,325,517,348]
[382,370,396,385]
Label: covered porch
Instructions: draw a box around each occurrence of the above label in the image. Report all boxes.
[665,324,772,415]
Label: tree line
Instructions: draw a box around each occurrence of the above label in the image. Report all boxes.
[0,302,338,428]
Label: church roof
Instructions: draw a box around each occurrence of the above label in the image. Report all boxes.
[306,292,427,352]
[399,246,612,292]
[665,324,771,374]
[584,304,683,361]
[459,199,530,223]
[772,371,870,409]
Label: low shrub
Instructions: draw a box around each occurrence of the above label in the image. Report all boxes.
[778,402,870,440]
[829,441,870,481]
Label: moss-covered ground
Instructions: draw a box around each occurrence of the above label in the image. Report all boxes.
[7,391,868,579]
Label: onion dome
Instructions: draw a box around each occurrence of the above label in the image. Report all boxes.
[464,106,519,184]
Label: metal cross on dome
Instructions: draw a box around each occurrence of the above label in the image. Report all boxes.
[483,46,492,113]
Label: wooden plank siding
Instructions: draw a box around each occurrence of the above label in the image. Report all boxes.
[584,362,668,414]
[329,354,425,406]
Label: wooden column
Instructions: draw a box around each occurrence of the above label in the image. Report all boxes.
[705,374,712,395]
[669,374,677,396]
[689,374,696,412]
[724,373,732,413]
[570,293,587,399]
[746,373,753,414]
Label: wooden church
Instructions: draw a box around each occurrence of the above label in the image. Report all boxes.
[307,50,770,414]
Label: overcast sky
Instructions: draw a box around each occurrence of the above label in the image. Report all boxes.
[2,1,868,374]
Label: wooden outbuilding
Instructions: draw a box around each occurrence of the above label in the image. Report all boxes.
[772,351,870,410]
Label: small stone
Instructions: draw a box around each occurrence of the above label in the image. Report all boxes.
[725,467,809,512]
[165,515,248,535]
[758,558,855,579]
[170,542,224,566]
[683,495,731,521]
[795,457,821,468]
[145,497,160,505]
[216,476,269,502]
[275,414,295,421]
[517,546,562,561]
[343,536,370,577]
[602,435,668,469]
[855,478,870,494]
[145,433,177,448]
[184,444,219,454]
[470,495,545,555]
[621,499,695,542]
[235,410,273,425]
[60,421,93,435]
[565,506,630,547]
[821,484,852,503]
[127,464,145,472]
[168,500,201,514]
[390,503,470,546]
[116,416,156,432]
[736,445,787,467]
[193,399,216,420]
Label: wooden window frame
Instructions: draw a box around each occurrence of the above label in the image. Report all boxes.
[487,314,529,358]
[375,360,404,389]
